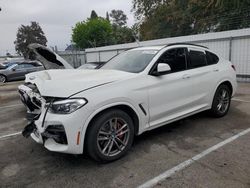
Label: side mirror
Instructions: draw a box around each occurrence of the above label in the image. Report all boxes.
[12,68,16,71]
[152,63,171,76]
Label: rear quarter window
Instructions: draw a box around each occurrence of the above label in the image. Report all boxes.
[206,51,219,65]
[188,50,207,69]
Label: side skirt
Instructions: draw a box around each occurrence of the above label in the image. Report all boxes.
[141,106,211,134]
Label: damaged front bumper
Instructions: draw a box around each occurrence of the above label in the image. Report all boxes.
[22,121,36,138]
[22,121,67,145]
[18,83,43,121]
[18,83,85,154]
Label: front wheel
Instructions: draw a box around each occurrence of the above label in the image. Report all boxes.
[210,85,231,117]
[86,109,134,162]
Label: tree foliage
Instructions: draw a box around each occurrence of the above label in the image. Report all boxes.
[14,21,47,58]
[90,10,98,19]
[72,18,113,49]
[112,25,135,44]
[133,0,250,40]
[72,10,135,48]
[106,12,110,21]
[109,9,128,27]
[132,0,170,20]
[109,10,135,44]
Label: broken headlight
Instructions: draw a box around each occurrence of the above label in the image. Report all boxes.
[49,98,87,114]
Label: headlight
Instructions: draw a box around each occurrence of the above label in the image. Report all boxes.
[49,98,87,114]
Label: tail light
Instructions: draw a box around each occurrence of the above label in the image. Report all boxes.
[231,65,236,71]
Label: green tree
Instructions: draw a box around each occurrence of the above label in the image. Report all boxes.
[188,0,250,32]
[14,21,47,58]
[109,10,128,27]
[132,0,170,20]
[106,11,110,21]
[112,26,135,44]
[72,18,113,49]
[108,10,135,44]
[90,10,98,19]
[133,0,250,40]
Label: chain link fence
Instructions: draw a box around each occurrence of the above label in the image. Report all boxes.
[58,50,86,68]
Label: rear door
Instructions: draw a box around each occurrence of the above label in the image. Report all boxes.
[185,47,217,107]
[23,63,37,74]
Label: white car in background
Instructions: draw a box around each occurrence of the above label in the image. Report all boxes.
[19,43,237,162]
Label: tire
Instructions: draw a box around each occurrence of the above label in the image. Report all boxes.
[0,74,6,83]
[86,109,134,162]
[210,84,231,118]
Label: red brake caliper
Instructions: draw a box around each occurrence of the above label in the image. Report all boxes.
[116,121,124,140]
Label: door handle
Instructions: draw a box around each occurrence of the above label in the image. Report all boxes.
[182,74,191,79]
[213,69,219,72]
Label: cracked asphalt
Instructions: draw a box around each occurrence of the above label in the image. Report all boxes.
[0,81,250,188]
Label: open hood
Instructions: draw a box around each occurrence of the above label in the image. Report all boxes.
[28,43,73,70]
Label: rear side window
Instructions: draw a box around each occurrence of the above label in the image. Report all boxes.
[158,48,187,73]
[23,64,35,68]
[16,64,26,69]
[206,51,219,65]
[188,50,207,69]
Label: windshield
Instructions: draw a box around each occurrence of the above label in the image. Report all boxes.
[101,50,158,73]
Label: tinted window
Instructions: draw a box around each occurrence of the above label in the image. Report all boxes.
[23,64,35,68]
[29,62,42,67]
[188,50,207,68]
[206,51,219,65]
[158,48,187,73]
[15,64,34,69]
[16,64,26,69]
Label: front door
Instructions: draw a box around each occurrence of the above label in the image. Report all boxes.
[147,47,196,127]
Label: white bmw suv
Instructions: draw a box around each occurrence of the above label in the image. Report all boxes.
[19,43,237,162]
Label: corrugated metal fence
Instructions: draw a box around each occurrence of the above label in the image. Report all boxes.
[84,28,250,82]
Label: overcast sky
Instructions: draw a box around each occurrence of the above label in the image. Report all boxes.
[0,0,135,56]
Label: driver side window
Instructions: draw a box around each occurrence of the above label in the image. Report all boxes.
[157,48,187,73]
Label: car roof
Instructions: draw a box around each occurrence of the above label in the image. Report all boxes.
[131,46,165,51]
[131,43,208,51]
[166,43,208,49]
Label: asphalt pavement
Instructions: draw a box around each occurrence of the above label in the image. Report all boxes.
[0,81,250,188]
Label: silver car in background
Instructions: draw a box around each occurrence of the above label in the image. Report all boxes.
[0,61,44,83]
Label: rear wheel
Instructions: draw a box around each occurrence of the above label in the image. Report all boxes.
[0,75,6,83]
[210,85,231,117]
[86,109,134,162]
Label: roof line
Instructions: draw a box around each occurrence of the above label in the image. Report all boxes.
[165,43,208,49]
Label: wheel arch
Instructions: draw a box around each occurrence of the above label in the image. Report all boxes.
[81,102,140,153]
[210,79,234,107]
[216,80,233,96]
[0,74,7,82]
